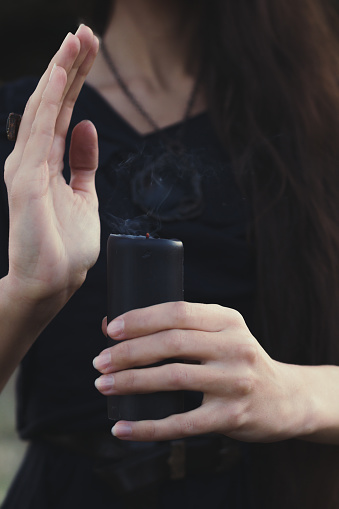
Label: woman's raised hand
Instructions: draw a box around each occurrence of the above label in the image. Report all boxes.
[94,302,311,442]
[4,25,100,306]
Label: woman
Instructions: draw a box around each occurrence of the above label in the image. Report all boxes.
[1,0,339,507]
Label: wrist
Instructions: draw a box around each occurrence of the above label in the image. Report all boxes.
[3,267,83,310]
[291,364,339,443]
[0,272,76,330]
[273,361,317,440]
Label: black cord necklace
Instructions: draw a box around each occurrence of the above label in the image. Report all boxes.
[100,40,205,222]
[100,39,201,139]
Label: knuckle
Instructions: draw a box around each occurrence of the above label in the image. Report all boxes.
[29,120,40,138]
[41,91,59,109]
[169,363,188,389]
[180,417,196,436]
[227,309,245,329]
[25,95,34,113]
[226,404,247,431]
[4,156,15,185]
[29,122,38,137]
[117,341,132,366]
[168,329,185,356]
[233,375,254,397]
[242,342,257,365]
[172,301,191,323]
[125,369,136,388]
[235,342,257,366]
[4,154,14,171]
[145,421,156,440]
[7,176,25,203]
[3,170,9,187]
[210,303,223,314]
[30,120,53,143]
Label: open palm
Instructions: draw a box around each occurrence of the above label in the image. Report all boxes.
[4,26,100,304]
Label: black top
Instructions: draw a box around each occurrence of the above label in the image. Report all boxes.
[0,78,255,438]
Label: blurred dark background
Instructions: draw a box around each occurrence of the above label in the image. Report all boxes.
[2,0,339,85]
[0,0,83,84]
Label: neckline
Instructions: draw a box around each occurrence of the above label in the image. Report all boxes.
[82,81,207,140]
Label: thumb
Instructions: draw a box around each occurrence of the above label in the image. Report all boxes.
[69,120,98,195]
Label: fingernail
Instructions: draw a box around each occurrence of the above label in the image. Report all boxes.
[112,422,132,438]
[49,63,56,82]
[93,349,111,371]
[94,374,115,391]
[75,24,85,35]
[63,32,73,45]
[107,318,124,338]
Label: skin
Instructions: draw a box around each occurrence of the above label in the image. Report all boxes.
[0,25,100,389]
[86,0,206,134]
[90,0,339,445]
[0,0,205,390]
[94,303,339,444]
[3,3,339,447]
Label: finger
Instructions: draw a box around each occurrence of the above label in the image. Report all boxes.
[94,362,216,395]
[111,405,217,441]
[43,29,98,175]
[54,32,99,141]
[102,316,108,337]
[58,25,94,108]
[106,302,245,340]
[69,120,98,196]
[93,329,217,374]
[20,65,68,172]
[13,33,81,158]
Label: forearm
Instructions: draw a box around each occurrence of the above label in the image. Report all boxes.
[289,363,339,444]
[0,275,71,392]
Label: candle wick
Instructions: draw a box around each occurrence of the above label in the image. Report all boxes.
[146,233,150,239]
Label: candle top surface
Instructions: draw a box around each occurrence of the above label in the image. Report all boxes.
[109,233,182,245]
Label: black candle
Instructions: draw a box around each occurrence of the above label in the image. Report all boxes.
[107,234,184,421]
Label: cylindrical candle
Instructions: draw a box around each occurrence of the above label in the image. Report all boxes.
[107,234,184,421]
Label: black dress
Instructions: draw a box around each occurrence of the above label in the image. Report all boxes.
[0,78,256,509]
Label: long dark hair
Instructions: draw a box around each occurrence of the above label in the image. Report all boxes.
[80,1,339,506]
[202,4,339,505]
[202,0,339,369]
[82,0,339,365]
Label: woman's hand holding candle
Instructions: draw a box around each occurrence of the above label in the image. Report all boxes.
[96,302,339,444]
[94,301,316,443]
